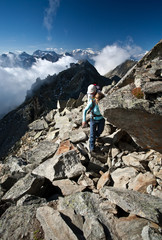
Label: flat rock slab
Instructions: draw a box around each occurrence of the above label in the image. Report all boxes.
[100,187,162,225]
[36,206,79,240]
[32,150,86,181]
[2,173,46,201]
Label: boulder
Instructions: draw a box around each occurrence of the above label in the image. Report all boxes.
[36,206,79,240]
[97,171,110,190]
[0,204,44,240]
[115,215,150,240]
[83,216,106,240]
[28,118,48,131]
[100,187,162,225]
[111,167,138,188]
[2,173,55,202]
[24,140,58,164]
[32,150,86,181]
[148,153,162,180]
[70,129,88,143]
[122,152,149,171]
[57,192,116,239]
[128,172,157,193]
[141,224,162,240]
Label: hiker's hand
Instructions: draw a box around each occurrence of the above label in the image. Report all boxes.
[82,121,87,128]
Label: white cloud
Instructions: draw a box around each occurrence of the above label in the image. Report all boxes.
[0,56,77,118]
[93,43,145,75]
[44,0,60,40]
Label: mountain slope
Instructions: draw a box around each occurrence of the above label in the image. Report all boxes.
[0,60,111,160]
[99,39,162,153]
[104,59,137,81]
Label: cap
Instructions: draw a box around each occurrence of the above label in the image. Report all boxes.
[87,84,96,94]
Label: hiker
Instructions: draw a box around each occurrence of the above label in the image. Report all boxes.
[82,91,105,153]
[87,84,97,102]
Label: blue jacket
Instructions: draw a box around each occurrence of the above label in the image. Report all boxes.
[83,99,103,122]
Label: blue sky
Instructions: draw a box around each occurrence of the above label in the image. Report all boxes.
[0,0,161,54]
[0,0,161,118]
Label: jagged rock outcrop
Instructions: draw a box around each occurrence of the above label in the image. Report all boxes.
[99,39,162,153]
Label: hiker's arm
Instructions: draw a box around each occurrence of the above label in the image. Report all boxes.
[82,121,87,128]
[82,101,93,125]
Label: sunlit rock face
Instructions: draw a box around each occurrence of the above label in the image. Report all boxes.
[99,40,162,153]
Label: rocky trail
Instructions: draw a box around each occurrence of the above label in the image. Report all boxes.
[0,40,162,240]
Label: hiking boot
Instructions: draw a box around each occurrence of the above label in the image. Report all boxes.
[96,137,103,143]
[77,143,89,156]
[90,149,96,157]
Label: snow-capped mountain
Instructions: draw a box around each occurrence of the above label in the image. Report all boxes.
[0,51,36,68]
[33,50,60,62]
[70,48,99,65]
[0,49,99,69]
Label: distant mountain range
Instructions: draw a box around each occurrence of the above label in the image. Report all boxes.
[0,49,98,68]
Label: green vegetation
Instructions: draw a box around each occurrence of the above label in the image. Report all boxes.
[33,229,44,240]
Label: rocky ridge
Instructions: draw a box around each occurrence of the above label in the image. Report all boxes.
[0,60,110,160]
[0,90,162,239]
[99,39,162,153]
[104,59,137,82]
[0,40,162,240]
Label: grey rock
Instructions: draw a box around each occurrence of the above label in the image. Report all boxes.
[16,194,46,206]
[2,173,51,201]
[75,92,84,108]
[70,130,88,143]
[99,40,162,153]
[101,129,125,145]
[57,192,117,239]
[25,140,58,164]
[66,98,77,109]
[115,215,149,240]
[0,156,26,192]
[53,150,86,179]
[99,88,162,153]
[58,192,99,217]
[141,225,162,240]
[36,206,79,240]
[28,118,48,131]
[83,216,106,240]
[0,204,43,240]
[152,186,162,199]
[59,208,84,239]
[148,153,162,180]
[45,109,56,123]
[32,150,86,181]
[100,187,162,224]
[111,167,138,188]
[142,81,162,94]
[77,172,95,189]
[122,152,148,171]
